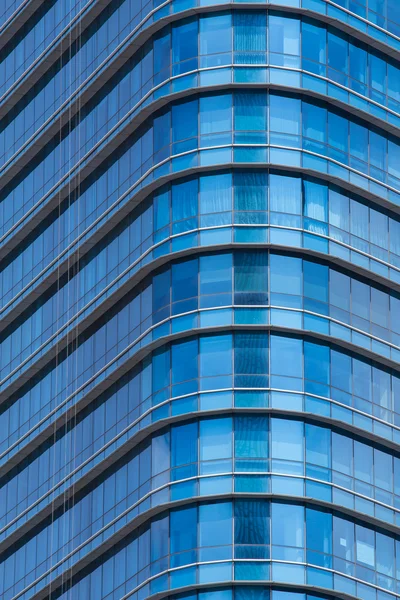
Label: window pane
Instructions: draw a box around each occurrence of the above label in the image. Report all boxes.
[306,423,330,468]
[355,525,375,568]
[332,432,353,476]
[200,334,233,377]
[333,515,354,563]
[235,332,269,374]
[172,259,198,303]
[270,335,302,378]
[199,502,232,547]
[306,508,332,561]
[200,417,232,460]
[303,260,329,303]
[172,178,198,222]
[171,338,198,384]
[172,422,198,467]
[199,173,231,214]
[272,503,304,548]
[269,15,300,56]
[172,99,198,142]
[271,418,303,461]
[235,415,268,458]
[302,20,326,74]
[234,500,269,545]
[235,91,267,131]
[172,19,198,74]
[200,94,232,134]
[234,171,268,211]
[200,253,232,295]
[170,506,197,553]
[200,14,232,56]
[303,179,328,222]
[269,174,301,214]
[234,12,267,52]
[269,95,300,136]
[304,341,330,385]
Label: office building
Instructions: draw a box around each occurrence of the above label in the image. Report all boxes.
[1,1,400,600]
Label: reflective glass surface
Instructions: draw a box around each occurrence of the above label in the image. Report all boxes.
[0,0,91,96]
[4,410,400,544]
[5,249,400,434]
[4,10,400,169]
[3,328,400,486]
[3,1,400,599]
[7,498,400,600]
[3,89,400,252]
[4,169,400,354]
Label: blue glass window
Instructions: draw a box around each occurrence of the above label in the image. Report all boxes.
[172,422,198,468]
[306,508,332,568]
[200,94,232,145]
[153,112,171,162]
[199,13,232,66]
[234,332,269,375]
[302,20,326,75]
[269,15,300,62]
[199,173,232,215]
[200,335,233,379]
[172,99,198,152]
[270,95,301,146]
[353,359,372,403]
[328,113,348,162]
[306,424,331,470]
[199,502,232,549]
[151,515,169,564]
[170,506,197,566]
[171,178,198,228]
[154,30,171,85]
[154,188,170,233]
[303,102,327,146]
[269,174,301,215]
[234,172,268,211]
[369,54,386,97]
[171,338,198,384]
[329,270,350,313]
[234,500,269,547]
[304,342,330,390]
[349,43,367,92]
[153,269,171,322]
[234,252,268,304]
[332,432,353,475]
[271,418,303,463]
[350,122,368,168]
[370,131,387,177]
[355,524,375,570]
[328,31,348,85]
[234,91,267,134]
[303,261,329,305]
[272,503,304,559]
[234,12,267,63]
[270,335,302,379]
[200,254,232,297]
[333,515,354,566]
[200,417,232,461]
[152,347,170,392]
[270,255,302,298]
[303,179,328,228]
[172,258,198,313]
[235,415,268,459]
[172,19,198,75]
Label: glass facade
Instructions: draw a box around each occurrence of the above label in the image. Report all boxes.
[1,2,400,600]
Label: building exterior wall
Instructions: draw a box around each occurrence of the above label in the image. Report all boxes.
[1,2,400,600]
